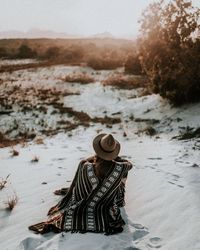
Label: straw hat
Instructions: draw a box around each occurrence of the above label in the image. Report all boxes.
[93,133,120,161]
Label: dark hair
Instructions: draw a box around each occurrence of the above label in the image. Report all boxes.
[94,156,114,180]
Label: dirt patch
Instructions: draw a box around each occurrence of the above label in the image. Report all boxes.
[0,132,25,148]
[172,127,200,140]
[91,116,121,124]
[64,73,95,84]
[53,104,121,125]
[0,61,53,73]
[134,118,160,124]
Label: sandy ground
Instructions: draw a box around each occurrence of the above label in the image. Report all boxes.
[0,61,200,250]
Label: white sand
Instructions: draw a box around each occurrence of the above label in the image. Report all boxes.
[0,63,200,250]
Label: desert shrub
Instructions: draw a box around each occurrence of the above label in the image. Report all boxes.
[43,46,60,60]
[139,0,200,105]
[61,45,84,63]
[102,74,148,89]
[87,51,124,70]
[31,156,39,162]
[124,54,143,75]
[5,193,18,211]
[173,127,200,140]
[11,148,19,157]
[17,44,37,59]
[0,174,10,190]
[64,73,95,84]
[0,47,8,58]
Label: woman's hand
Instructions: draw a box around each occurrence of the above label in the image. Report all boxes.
[47,206,59,216]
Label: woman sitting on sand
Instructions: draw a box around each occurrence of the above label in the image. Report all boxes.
[29,133,132,235]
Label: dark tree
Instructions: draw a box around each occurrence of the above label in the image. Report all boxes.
[17,44,37,59]
[0,47,8,58]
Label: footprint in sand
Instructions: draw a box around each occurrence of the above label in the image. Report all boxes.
[124,247,141,250]
[129,223,149,241]
[132,229,149,241]
[58,166,67,169]
[147,237,162,248]
[168,181,184,188]
[16,237,45,250]
[132,223,146,230]
[166,172,184,188]
[52,157,66,161]
[76,146,87,152]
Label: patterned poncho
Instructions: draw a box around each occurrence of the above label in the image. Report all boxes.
[30,157,132,235]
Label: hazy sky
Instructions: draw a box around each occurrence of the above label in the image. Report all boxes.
[0,0,199,37]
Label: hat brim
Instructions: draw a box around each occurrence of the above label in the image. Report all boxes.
[93,133,120,161]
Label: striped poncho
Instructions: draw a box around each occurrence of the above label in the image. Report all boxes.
[29,157,132,235]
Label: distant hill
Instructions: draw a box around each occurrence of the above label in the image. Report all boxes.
[0,29,135,40]
[0,29,81,39]
[91,32,114,39]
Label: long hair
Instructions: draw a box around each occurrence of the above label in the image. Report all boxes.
[92,155,114,180]
[86,155,123,180]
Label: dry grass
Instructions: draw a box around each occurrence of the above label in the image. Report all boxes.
[0,61,55,73]
[52,104,121,125]
[0,132,24,148]
[64,73,95,84]
[11,148,19,157]
[102,74,148,90]
[34,137,44,145]
[0,174,10,190]
[5,193,18,211]
[91,116,121,125]
[31,156,39,163]
[134,118,160,124]
[172,127,200,140]
[87,56,123,70]
[136,126,157,136]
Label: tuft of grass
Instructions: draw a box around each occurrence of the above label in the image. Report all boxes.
[0,174,10,190]
[11,148,19,157]
[137,126,157,136]
[172,127,200,140]
[31,156,39,163]
[87,55,123,70]
[5,193,18,211]
[34,137,44,145]
[123,131,127,137]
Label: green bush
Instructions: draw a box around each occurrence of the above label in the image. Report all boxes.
[139,0,200,105]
